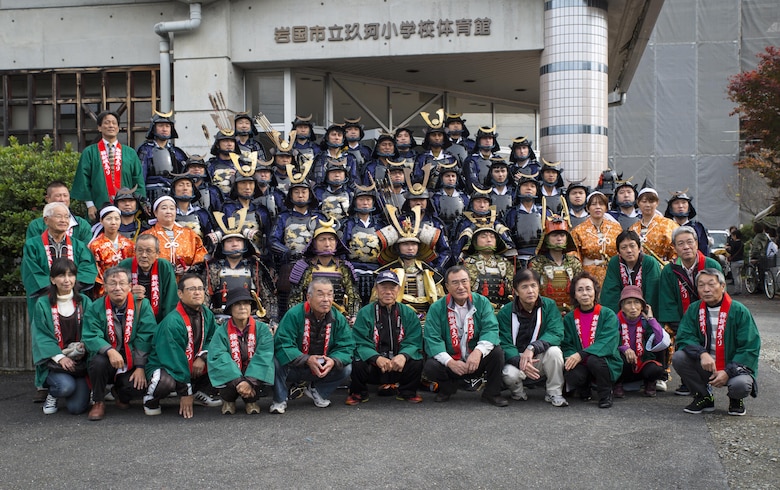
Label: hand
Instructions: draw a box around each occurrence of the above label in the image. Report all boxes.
[465,349,483,374]
[107,349,125,369]
[174,263,187,275]
[523,358,542,380]
[623,349,637,365]
[389,354,407,372]
[179,395,194,419]
[519,348,535,372]
[348,316,356,327]
[243,228,258,240]
[207,232,222,246]
[375,356,393,373]
[700,352,716,373]
[564,353,582,371]
[131,285,147,300]
[319,357,335,377]
[447,359,470,377]
[709,369,729,388]
[87,206,97,222]
[192,357,206,378]
[59,357,76,372]
[129,368,147,390]
[236,381,254,398]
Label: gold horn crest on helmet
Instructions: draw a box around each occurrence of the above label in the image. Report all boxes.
[230,151,259,177]
[213,208,249,238]
[404,163,431,196]
[420,109,445,130]
[286,159,313,184]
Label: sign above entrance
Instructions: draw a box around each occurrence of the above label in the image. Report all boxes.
[274,18,492,44]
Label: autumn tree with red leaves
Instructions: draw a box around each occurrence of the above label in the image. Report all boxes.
[727,46,780,212]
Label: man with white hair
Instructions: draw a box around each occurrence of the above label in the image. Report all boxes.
[22,201,97,317]
[673,268,760,416]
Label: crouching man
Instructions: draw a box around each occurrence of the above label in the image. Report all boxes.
[497,269,567,407]
[271,278,354,413]
[143,274,221,418]
[673,268,760,416]
[347,270,424,405]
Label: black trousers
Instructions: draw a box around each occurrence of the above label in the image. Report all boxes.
[423,346,505,397]
[564,354,613,399]
[146,368,213,404]
[220,377,263,403]
[618,360,665,384]
[88,352,145,403]
[350,358,424,397]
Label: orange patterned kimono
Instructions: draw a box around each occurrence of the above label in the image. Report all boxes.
[142,223,207,278]
[88,234,135,297]
[570,218,622,286]
[630,215,678,264]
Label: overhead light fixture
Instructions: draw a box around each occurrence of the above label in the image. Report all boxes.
[406,69,419,73]
[463,79,476,83]
[515,88,527,92]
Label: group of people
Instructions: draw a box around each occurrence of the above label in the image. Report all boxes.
[22,106,761,419]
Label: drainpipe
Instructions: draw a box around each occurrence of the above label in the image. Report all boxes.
[154,2,202,113]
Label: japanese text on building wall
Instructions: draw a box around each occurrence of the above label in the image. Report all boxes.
[274,18,492,43]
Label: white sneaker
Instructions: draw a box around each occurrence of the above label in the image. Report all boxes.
[269,401,287,414]
[304,386,331,408]
[103,388,115,402]
[655,380,668,392]
[142,395,161,416]
[43,394,58,415]
[510,385,528,401]
[194,391,223,407]
[545,394,569,407]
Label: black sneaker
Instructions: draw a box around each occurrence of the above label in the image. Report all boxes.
[675,383,691,396]
[683,394,715,414]
[728,397,746,416]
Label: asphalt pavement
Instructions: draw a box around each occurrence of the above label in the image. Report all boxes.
[1,287,777,489]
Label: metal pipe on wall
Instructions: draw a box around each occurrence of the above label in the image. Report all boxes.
[154,2,203,113]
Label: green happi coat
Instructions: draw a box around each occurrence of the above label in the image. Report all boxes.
[31,293,92,387]
[145,304,218,384]
[658,255,722,324]
[353,301,423,362]
[275,303,355,367]
[562,306,622,382]
[118,257,179,322]
[424,293,499,359]
[26,215,93,245]
[676,298,760,375]
[21,232,97,317]
[497,296,563,360]
[71,143,145,210]
[81,295,158,366]
[208,318,275,386]
[600,253,661,314]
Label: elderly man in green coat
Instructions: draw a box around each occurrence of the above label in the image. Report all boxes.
[118,234,178,323]
[423,265,508,407]
[673,268,760,417]
[347,270,424,405]
[208,288,275,416]
[82,267,157,421]
[271,277,354,414]
[143,274,222,418]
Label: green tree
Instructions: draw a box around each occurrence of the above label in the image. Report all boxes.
[0,136,82,295]
[727,46,780,213]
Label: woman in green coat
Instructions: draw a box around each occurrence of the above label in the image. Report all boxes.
[31,259,92,415]
[562,272,622,408]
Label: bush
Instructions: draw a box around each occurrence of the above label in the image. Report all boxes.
[0,136,82,295]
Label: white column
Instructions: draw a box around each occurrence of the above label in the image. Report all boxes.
[539,0,609,187]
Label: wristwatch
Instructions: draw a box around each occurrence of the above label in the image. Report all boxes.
[526,345,535,352]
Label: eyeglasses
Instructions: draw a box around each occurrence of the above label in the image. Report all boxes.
[183,286,205,293]
[447,278,471,287]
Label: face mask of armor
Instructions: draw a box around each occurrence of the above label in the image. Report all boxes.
[491,177,508,186]
[174,194,195,202]
[346,136,361,143]
[447,129,463,138]
[570,203,586,213]
[399,251,417,260]
[376,151,395,158]
[326,176,346,187]
[517,153,530,162]
[315,248,335,256]
[120,209,138,217]
[619,200,636,209]
[154,132,172,141]
[257,177,271,186]
[473,209,490,216]
[428,140,443,148]
[218,148,232,157]
[326,140,343,149]
[355,206,375,214]
[292,198,310,207]
[547,242,567,251]
[519,193,537,201]
[671,210,689,218]
[391,180,404,188]
[441,182,457,189]
[474,244,496,252]
[225,246,248,257]
[478,143,493,151]
[396,143,411,150]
